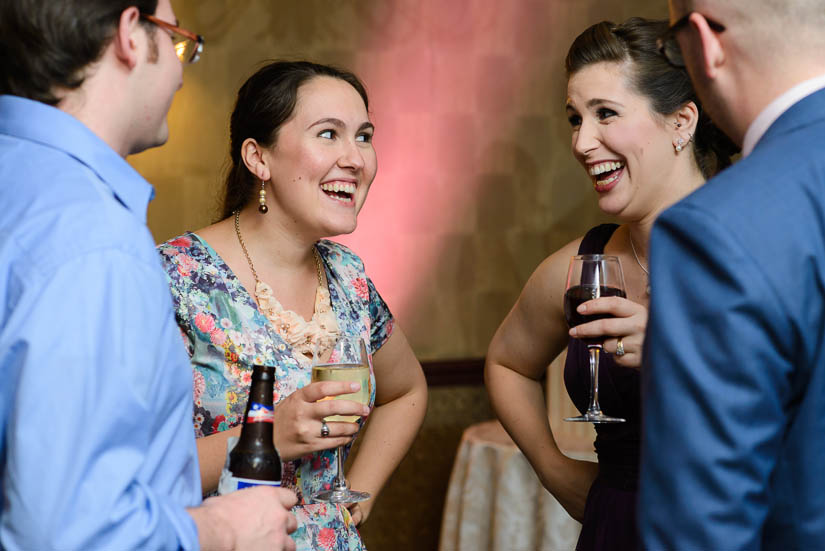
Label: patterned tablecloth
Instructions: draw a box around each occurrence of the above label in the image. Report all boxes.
[439,420,596,551]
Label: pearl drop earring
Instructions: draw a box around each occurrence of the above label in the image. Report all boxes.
[258,180,268,214]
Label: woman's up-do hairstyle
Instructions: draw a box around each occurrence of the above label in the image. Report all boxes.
[565,17,738,178]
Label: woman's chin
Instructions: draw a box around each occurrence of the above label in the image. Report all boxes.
[597,197,626,218]
[319,220,358,238]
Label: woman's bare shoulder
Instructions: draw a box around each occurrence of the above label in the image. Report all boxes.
[527,236,585,297]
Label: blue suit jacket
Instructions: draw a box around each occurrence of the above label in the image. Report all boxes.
[640,87,825,550]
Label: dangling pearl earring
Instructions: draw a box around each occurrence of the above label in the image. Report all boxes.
[258,180,268,214]
[675,138,684,153]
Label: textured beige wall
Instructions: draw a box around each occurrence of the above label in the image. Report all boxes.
[131,0,668,361]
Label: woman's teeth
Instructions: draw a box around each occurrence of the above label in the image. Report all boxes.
[589,161,624,176]
[321,182,356,194]
[595,171,621,187]
[321,182,355,203]
[588,161,624,187]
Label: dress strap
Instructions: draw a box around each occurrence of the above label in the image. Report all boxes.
[577,223,620,255]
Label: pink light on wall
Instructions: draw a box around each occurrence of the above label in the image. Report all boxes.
[335,1,569,338]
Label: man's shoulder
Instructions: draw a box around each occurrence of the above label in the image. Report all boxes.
[0,138,156,278]
[672,124,825,222]
[656,126,825,285]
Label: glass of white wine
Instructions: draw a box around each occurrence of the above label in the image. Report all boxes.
[310,335,371,503]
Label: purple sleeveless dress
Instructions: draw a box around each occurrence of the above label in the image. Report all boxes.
[564,224,640,551]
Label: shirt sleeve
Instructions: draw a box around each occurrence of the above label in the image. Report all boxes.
[1,250,200,550]
[367,276,394,353]
[639,204,793,550]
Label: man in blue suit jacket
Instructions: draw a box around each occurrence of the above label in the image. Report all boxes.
[640,1,825,548]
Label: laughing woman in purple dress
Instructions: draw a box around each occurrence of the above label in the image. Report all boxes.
[485,18,736,551]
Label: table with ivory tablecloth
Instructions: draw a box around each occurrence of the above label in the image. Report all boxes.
[439,419,596,551]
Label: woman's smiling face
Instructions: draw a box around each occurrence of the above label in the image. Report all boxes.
[566,60,677,219]
[263,75,377,238]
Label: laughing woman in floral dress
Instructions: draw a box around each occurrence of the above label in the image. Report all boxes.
[158,61,427,551]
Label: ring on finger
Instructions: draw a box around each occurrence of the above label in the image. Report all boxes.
[320,420,330,438]
[616,337,625,356]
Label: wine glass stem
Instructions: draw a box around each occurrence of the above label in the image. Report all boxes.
[333,445,348,492]
[587,346,603,415]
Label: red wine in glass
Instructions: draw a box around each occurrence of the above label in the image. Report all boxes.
[564,285,627,346]
[563,255,627,423]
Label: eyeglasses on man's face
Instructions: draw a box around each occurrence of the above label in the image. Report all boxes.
[657,11,726,67]
[140,13,204,64]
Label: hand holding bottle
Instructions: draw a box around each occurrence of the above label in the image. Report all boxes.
[193,358,297,550]
[190,485,298,551]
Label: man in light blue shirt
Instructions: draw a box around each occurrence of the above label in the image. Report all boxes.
[0,1,296,549]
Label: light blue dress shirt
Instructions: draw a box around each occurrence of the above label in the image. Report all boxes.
[0,96,202,550]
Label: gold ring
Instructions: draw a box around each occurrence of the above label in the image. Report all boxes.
[616,338,625,356]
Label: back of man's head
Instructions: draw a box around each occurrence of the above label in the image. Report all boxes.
[0,0,159,106]
[686,0,825,59]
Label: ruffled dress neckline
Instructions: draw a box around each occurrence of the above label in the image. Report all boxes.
[254,278,340,370]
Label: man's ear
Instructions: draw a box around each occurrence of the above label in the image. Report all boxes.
[689,12,725,80]
[111,6,142,69]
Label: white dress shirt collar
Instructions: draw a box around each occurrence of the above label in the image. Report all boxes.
[741,73,825,157]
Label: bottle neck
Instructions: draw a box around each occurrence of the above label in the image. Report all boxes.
[238,365,275,445]
[247,373,274,408]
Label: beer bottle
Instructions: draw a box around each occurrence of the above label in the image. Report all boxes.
[227,364,282,489]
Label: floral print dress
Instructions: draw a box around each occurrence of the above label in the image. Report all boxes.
[158,233,395,551]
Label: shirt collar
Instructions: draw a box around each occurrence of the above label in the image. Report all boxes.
[741,73,825,157]
[0,95,155,221]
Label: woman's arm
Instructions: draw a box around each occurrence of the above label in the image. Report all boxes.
[345,328,428,524]
[197,425,242,493]
[484,239,598,521]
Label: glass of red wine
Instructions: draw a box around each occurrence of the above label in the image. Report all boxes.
[563,254,627,423]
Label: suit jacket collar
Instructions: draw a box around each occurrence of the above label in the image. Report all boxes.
[754,87,825,156]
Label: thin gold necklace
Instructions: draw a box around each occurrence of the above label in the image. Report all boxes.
[629,231,651,295]
[233,210,323,297]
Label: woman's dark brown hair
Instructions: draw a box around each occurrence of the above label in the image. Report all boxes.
[221,60,370,220]
[565,17,738,178]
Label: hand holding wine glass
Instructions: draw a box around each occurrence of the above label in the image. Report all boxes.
[568,293,648,369]
[271,379,368,461]
[311,335,373,503]
[563,254,627,423]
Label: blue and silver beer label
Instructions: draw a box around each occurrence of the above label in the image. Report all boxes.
[247,402,274,423]
[218,471,281,494]
[236,477,281,489]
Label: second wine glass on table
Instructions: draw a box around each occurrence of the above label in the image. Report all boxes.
[563,254,627,424]
[310,335,372,503]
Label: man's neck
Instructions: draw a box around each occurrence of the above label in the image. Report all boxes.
[740,70,825,156]
[56,59,133,158]
[734,56,825,142]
